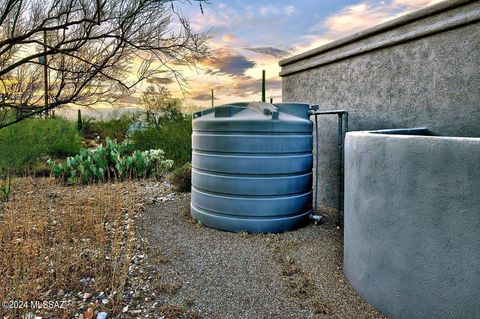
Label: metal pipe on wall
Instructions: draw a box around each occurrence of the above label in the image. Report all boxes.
[310,109,348,226]
[337,113,343,226]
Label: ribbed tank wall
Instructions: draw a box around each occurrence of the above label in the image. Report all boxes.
[191,102,313,233]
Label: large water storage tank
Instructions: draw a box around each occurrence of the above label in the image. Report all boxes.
[191,102,314,233]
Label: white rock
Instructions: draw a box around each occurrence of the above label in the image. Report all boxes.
[130,309,142,314]
[96,312,108,319]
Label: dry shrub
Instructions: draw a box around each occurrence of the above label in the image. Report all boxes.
[0,177,141,318]
[158,304,200,319]
[169,163,191,192]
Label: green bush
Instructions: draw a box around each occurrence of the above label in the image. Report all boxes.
[83,112,139,141]
[130,116,191,166]
[169,162,191,192]
[50,137,173,184]
[0,117,82,173]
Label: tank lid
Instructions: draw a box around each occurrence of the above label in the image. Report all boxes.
[192,102,313,133]
[194,102,279,119]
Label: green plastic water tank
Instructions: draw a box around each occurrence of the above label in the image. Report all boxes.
[191,102,314,233]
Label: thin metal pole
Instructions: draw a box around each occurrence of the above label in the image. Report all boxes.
[344,112,349,133]
[43,30,49,117]
[341,112,348,225]
[311,110,348,226]
[336,114,343,226]
[261,70,266,102]
[211,89,214,108]
[314,114,319,214]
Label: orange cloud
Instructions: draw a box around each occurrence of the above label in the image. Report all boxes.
[393,0,444,7]
[322,3,397,37]
[297,0,443,55]
[223,34,236,42]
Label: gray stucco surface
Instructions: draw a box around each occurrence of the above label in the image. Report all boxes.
[280,0,480,209]
[344,129,480,319]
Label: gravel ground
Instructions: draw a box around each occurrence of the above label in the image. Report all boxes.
[139,195,386,319]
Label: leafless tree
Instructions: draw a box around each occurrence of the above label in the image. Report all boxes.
[0,0,210,129]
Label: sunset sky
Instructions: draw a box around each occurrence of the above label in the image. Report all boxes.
[133,0,442,112]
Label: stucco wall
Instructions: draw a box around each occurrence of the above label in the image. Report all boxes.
[344,129,480,319]
[280,0,480,210]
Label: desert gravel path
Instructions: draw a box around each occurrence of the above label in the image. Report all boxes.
[139,194,385,319]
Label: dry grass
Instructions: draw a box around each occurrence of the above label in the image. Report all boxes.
[157,304,200,319]
[0,177,145,318]
[263,234,334,315]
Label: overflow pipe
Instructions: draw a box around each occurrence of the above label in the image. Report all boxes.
[309,109,348,226]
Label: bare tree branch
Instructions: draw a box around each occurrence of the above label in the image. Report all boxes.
[0,0,210,128]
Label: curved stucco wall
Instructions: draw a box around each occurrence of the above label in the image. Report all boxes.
[344,129,480,319]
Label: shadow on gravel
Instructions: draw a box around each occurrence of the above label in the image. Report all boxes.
[138,194,385,319]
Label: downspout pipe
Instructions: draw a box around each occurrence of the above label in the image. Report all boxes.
[309,109,349,227]
[309,110,323,224]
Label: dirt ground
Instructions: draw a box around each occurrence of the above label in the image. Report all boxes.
[139,195,386,319]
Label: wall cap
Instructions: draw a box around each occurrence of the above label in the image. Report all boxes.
[279,0,480,76]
